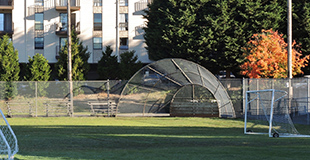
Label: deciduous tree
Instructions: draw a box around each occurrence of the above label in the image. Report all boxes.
[240,29,310,78]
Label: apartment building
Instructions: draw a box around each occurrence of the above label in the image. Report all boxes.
[0,0,151,65]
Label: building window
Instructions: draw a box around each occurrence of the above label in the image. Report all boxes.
[120,38,128,50]
[60,37,68,48]
[94,0,102,6]
[35,37,44,49]
[60,13,68,31]
[0,13,12,32]
[59,0,67,6]
[93,37,102,50]
[119,0,128,6]
[35,13,44,30]
[0,14,4,31]
[57,37,67,55]
[119,13,128,31]
[94,13,102,31]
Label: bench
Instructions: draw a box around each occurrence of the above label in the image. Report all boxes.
[88,101,117,117]
[170,102,219,117]
[6,101,34,117]
[44,99,71,117]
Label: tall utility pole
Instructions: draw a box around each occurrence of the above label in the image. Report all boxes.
[67,0,74,117]
[116,0,120,62]
[287,0,293,110]
[287,0,292,79]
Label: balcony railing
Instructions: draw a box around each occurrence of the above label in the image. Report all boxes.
[0,0,13,10]
[55,0,80,11]
[34,0,44,6]
[55,22,80,35]
[134,0,152,14]
[119,22,128,31]
[56,0,80,6]
[119,0,128,6]
[93,0,102,6]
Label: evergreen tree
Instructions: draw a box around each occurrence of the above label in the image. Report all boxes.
[97,46,119,80]
[206,0,285,75]
[144,0,285,75]
[55,28,90,80]
[24,53,51,97]
[119,50,143,80]
[0,35,20,100]
[291,0,310,74]
[24,53,51,81]
[145,0,204,63]
[0,35,20,81]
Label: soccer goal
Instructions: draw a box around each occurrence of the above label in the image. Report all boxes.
[244,89,310,138]
[0,109,18,159]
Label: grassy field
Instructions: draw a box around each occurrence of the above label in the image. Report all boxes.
[5,117,310,160]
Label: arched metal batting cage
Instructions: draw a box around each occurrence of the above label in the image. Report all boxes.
[116,58,235,118]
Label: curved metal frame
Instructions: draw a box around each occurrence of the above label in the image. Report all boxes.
[116,58,235,118]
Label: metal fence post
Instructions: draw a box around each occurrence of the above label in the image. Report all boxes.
[35,81,38,117]
[242,78,246,117]
[307,77,310,125]
[107,79,110,116]
[107,79,110,103]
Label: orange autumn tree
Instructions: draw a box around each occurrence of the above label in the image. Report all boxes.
[240,29,310,78]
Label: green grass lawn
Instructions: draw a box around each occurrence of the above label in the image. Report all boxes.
[5,117,310,160]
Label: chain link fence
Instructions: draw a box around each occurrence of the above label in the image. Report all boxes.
[221,78,310,120]
[0,78,309,119]
[0,80,124,117]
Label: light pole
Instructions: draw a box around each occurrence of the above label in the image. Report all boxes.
[116,0,120,62]
[287,0,293,111]
[287,0,292,79]
[67,0,73,117]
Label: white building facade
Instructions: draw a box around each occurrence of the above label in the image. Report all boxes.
[0,0,151,64]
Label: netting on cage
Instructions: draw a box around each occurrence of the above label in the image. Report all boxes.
[245,78,310,130]
[68,80,124,116]
[220,79,243,117]
[244,89,310,137]
[170,84,219,117]
[117,58,235,117]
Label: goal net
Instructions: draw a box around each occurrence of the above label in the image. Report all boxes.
[244,89,310,138]
[0,109,18,159]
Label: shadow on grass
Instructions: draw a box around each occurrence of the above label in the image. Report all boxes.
[11,123,310,160]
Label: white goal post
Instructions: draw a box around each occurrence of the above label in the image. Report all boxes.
[0,109,18,160]
[244,89,310,138]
